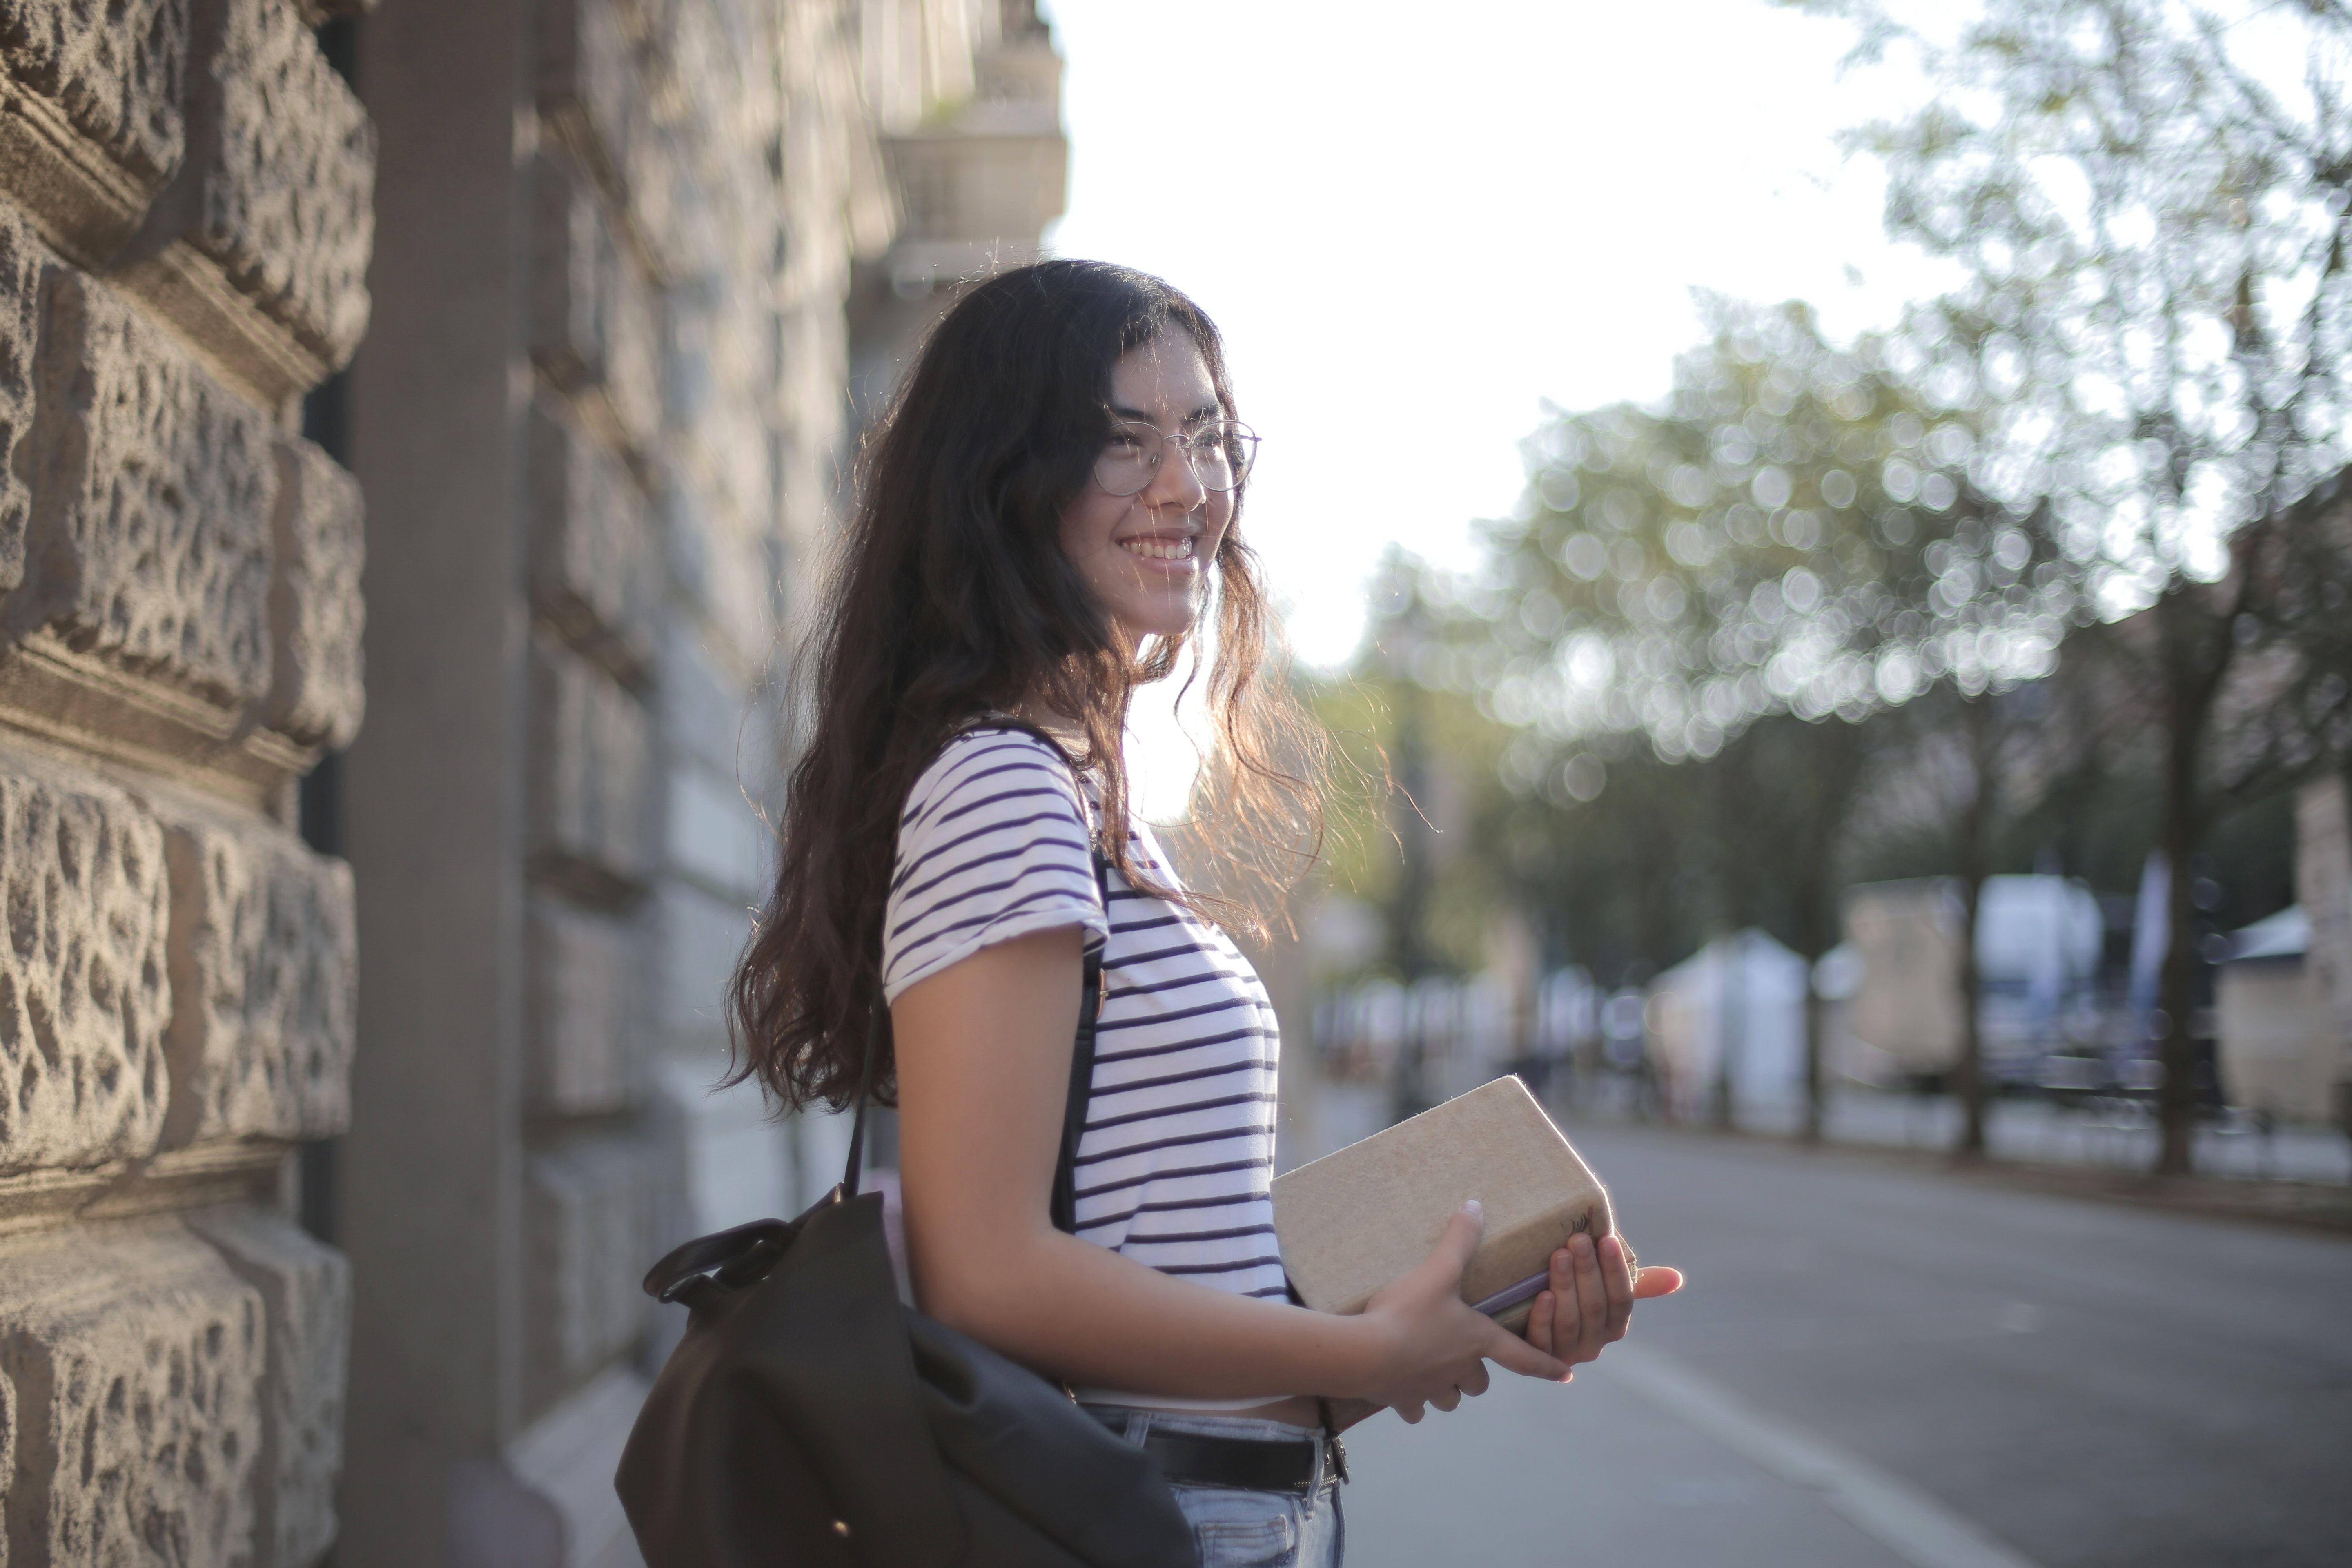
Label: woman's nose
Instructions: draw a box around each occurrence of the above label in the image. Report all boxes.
[1144,439,1209,510]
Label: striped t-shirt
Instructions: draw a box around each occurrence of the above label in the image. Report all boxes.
[881,725,1287,1309]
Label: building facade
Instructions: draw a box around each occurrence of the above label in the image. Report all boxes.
[0,1,1063,1564]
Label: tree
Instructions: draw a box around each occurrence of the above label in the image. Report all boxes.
[1799,0,2352,1170]
[1305,561,1529,1119]
[1844,671,2109,1152]
[1430,296,2073,1139]
[1711,712,1878,1138]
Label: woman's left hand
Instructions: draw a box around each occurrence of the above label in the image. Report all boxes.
[1522,1233,1685,1368]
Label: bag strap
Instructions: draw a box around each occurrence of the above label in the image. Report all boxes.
[842,1002,882,1198]
[843,720,1112,1234]
[1050,846,1110,1234]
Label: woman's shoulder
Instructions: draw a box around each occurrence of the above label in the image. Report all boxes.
[883,722,1106,1000]
[900,722,1090,838]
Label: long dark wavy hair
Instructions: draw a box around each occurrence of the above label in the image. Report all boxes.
[726,260,1330,1111]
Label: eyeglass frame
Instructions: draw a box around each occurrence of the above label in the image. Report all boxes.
[1090,415,1261,499]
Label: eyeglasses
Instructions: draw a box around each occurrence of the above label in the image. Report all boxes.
[1093,418,1261,498]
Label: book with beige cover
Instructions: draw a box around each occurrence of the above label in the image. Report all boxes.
[1272,1076,1616,1339]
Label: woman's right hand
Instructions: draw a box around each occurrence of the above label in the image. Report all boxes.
[1354,1200,1572,1423]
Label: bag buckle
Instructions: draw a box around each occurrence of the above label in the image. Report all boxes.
[640,1217,801,1305]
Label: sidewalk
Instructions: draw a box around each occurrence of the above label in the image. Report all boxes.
[1726,1085,2352,1186]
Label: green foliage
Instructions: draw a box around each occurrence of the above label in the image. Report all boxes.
[1300,644,1519,979]
[1766,0,2352,1166]
[1427,296,2072,797]
[1800,0,2352,596]
[1483,742,1717,985]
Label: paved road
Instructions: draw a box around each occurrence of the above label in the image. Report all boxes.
[1337,1122,2352,1568]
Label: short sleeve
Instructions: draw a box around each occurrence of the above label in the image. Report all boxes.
[880,728,1107,1004]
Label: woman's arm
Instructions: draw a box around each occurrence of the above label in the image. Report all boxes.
[892,924,1573,1415]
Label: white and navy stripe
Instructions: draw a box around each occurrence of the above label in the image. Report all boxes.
[883,726,1287,1303]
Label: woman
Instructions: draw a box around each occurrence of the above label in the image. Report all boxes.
[728,260,1681,1566]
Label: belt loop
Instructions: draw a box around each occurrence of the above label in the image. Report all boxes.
[1123,1408,1150,1446]
[1317,1397,1350,1487]
[1308,1428,1327,1502]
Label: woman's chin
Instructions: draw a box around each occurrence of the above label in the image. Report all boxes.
[1110,599,1205,644]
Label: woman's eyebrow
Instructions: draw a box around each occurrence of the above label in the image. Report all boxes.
[1107,402,1225,425]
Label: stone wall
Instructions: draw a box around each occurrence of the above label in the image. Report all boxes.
[338,3,1062,1566]
[0,1,1061,1557]
[0,2,370,1563]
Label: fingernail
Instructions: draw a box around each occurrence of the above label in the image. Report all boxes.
[1461,1198,1483,1221]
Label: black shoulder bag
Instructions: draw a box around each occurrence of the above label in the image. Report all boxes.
[615,849,1194,1567]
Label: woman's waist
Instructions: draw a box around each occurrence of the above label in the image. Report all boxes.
[1072,1390,1326,1426]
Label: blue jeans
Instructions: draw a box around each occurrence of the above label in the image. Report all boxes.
[1085,1407,1345,1568]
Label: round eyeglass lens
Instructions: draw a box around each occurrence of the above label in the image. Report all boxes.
[1093,422,1258,498]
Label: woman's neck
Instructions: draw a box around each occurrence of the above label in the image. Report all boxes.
[1008,701,1083,743]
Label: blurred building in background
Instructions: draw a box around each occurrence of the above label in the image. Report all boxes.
[0,2,1062,1565]
[2214,777,2352,1123]
[2298,777,2352,1122]
[849,0,1066,408]
[1838,875,2105,1090]
[1647,930,1809,1120]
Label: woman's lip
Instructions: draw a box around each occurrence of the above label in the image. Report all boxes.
[1123,557,1199,578]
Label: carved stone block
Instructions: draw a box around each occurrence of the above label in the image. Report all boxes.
[17,268,274,710]
[528,399,656,677]
[526,894,641,1116]
[619,101,680,274]
[266,436,365,748]
[192,0,374,367]
[670,306,772,528]
[601,239,660,448]
[160,799,356,1145]
[531,150,604,382]
[537,0,639,200]
[659,616,752,777]
[0,203,47,597]
[0,1218,265,1564]
[666,759,767,903]
[528,635,655,890]
[701,506,776,671]
[656,878,752,1048]
[0,0,189,257]
[188,1205,350,1568]
[530,147,661,449]
[0,747,170,1176]
[525,1135,655,1409]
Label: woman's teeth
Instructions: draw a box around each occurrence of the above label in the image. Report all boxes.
[1123,537,1194,561]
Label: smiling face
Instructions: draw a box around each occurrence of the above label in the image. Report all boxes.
[1057,332,1235,644]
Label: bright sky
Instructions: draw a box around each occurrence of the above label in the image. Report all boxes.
[1038,0,1960,813]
